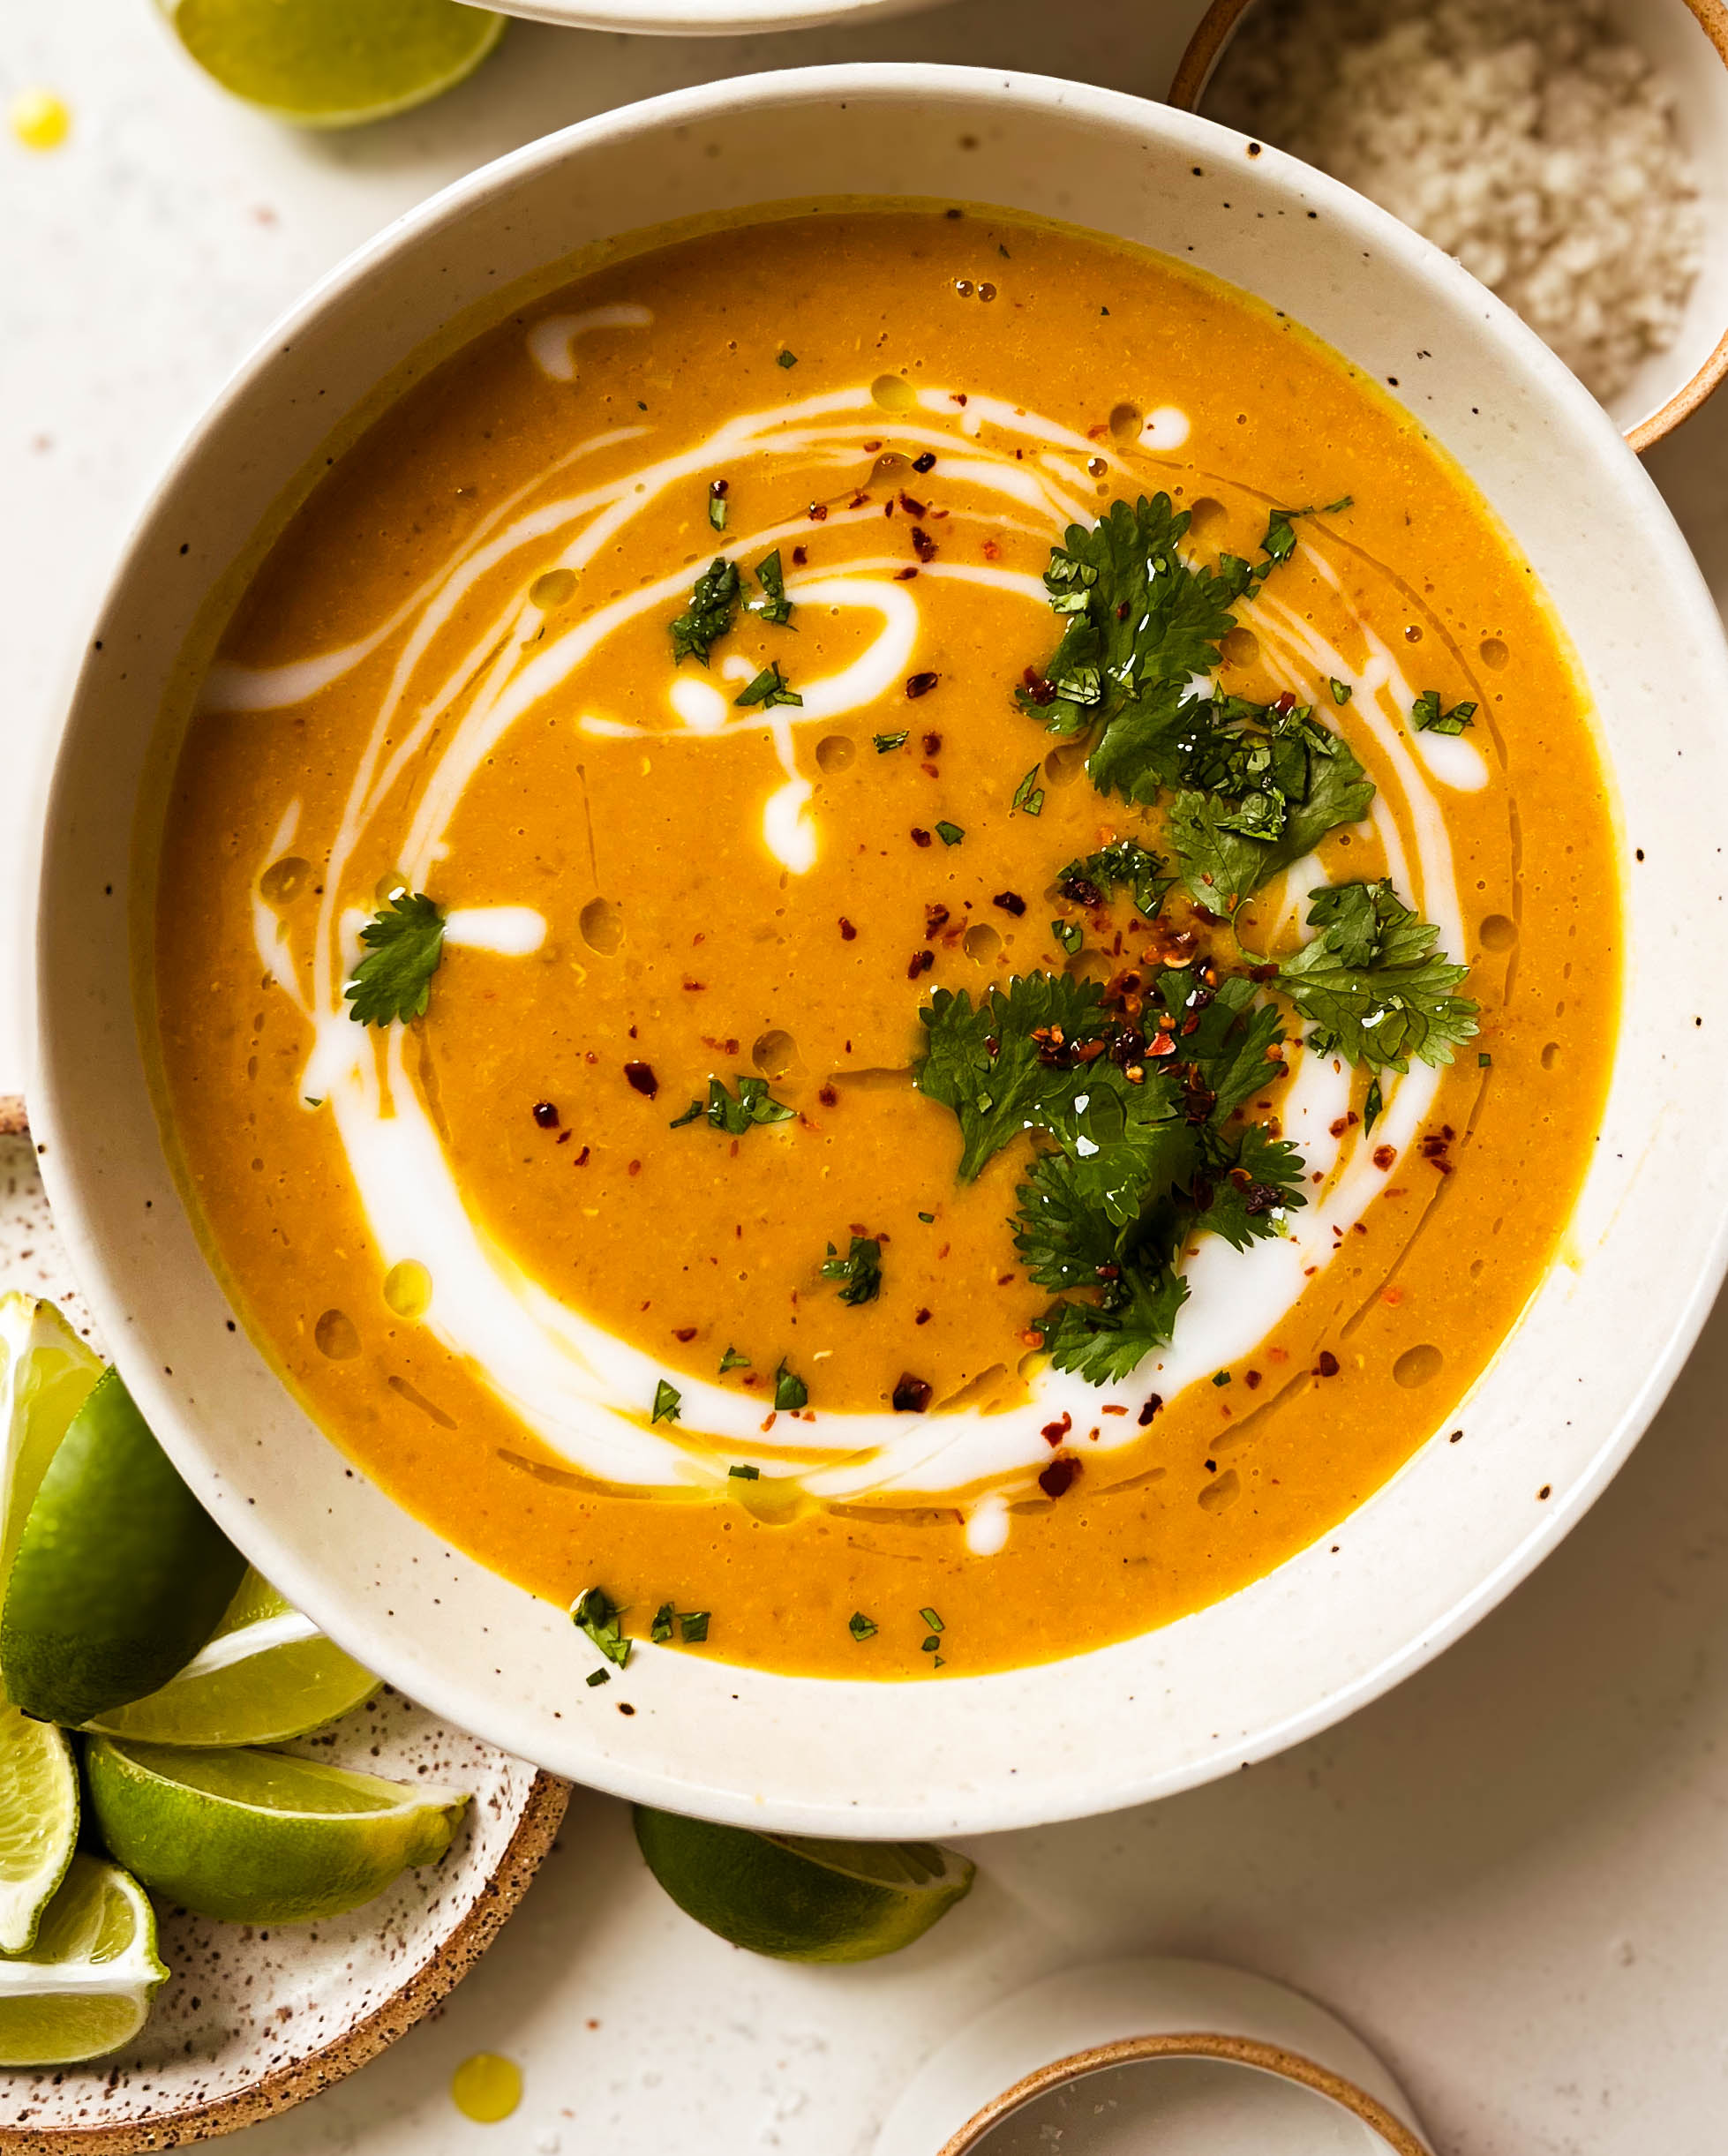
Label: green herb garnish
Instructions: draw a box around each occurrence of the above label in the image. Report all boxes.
[773,1361,808,1411]
[919,1607,944,1632]
[1278,880,1478,1070]
[670,1075,796,1134]
[875,731,909,753]
[718,1344,751,1373]
[1364,1077,1385,1136]
[650,1603,675,1643]
[753,548,794,627]
[344,890,446,1029]
[572,1586,631,1671]
[848,1611,878,1641]
[776,349,798,370]
[1057,838,1169,919]
[670,556,740,666]
[1011,765,1046,815]
[935,820,965,846]
[1052,918,1083,956]
[728,1462,761,1481]
[680,1611,710,1644]
[1329,678,1353,705]
[734,659,802,710]
[1410,689,1476,735]
[650,1379,682,1425]
[586,1668,610,1687]
[708,484,728,533]
[821,1235,883,1306]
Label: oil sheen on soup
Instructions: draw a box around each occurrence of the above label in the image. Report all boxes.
[150,208,1619,1681]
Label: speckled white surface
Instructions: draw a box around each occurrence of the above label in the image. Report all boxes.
[11,4,1728,2152]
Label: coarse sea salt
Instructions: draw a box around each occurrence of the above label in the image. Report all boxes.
[1208,0,1704,406]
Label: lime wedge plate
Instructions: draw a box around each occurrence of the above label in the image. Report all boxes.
[0,1854,167,2069]
[0,1702,78,1955]
[0,1292,101,1596]
[86,1568,380,1747]
[0,1367,246,1728]
[159,0,507,130]
[87,1736,470,1925]
[633,1807,975,1963]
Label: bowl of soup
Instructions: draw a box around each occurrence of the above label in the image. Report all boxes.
[27,64,1728,1835]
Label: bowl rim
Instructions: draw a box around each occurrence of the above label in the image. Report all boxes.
[26,60,1728,1836]
[1167,0,1728,455]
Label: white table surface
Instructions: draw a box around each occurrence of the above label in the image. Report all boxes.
[9,5,1728,2152]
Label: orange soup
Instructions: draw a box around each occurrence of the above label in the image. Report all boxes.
[148,207,1619,1680]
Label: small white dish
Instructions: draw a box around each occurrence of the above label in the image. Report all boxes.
[26,64,1728,1837]
[873,1958,1431,2156]
[458,0,950,37]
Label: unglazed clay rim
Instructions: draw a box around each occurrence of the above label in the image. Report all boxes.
[0,1773,569,2155]
[1167,0,1728,454]
[937,2033,1427,2155]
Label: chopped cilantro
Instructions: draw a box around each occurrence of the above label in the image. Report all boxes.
[671,1075,796,1134]
[1329,677,1353,705]
[1011,765,1045,815]
[919,1607,944,1632]
[821,1235,883,1306]
[1411,689,1476,735]
[1058,838,1168,919]
[753,548,793,627]
[719,1344,751,1373]
[875,731,909,753]
[572,1586,631,1670]
[1037,1260,1191,1385]
[728,1462,761,1480]
[650,1603,675,1643]
[1052,918,1083,956]
[921,1634,942,1653]
[1193,1123,1308,1249]
[734,659,802,710]
[918,1210,935,1223]
[773,1360,808,1411]
[777,349,799,369]
[670,556,740,666]
[1277,880,1479,1070]
[708,483,728,533]
[1364,1076,1385,1136]
[586,1667,610,1687]
[650,1378,681,1424]
[680,1611,710,1644]
[1478,1051,1492,1067]
[935,820,965,846]
[344,890,446,1029]
[848,1611,878,1641]
[1212,1369,1232,1386]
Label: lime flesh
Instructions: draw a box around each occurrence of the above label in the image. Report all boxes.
[161,0,507,129]
[0,1293,101,1598]
[87,1736,470,1925]
[86,1568,379,1747]
[0,1367,247,1727]
[0,1702,78,1955]
[632,1807,976,1963]
[0,1854,167,2068]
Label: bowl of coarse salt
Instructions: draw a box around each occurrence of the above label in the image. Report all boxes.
[1169,0,1728,451]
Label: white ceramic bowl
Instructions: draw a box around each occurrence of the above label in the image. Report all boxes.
[28,65,1728,1837]
[464,0,946,32]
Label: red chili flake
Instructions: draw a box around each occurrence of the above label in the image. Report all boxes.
[557,1129,571,1145]
[908,950,935,979]
[993,890,1027,917]
[982,537,1001,560]
[897,492,925,518]
[623,1062,657,1097]
[914,1307,932,1325]
[906,672,940,699]
[850,492,869,509]
[911,828,933,847]
[1316,1350,1341,1378]
[627,1159,642,1176]
[1372,1144,1397,1171]
[912,451,937,473]
[925,905,950,939]
[895,567,919,581]
[1271,690,1296,716]
[950,392,968,405]
[808,503,829,522]
[1329,1116,1349,1138]
[892,1374,934,1413]
[838,917,857,941]
[911,527,938,562]
[1020,666,1057,708]
[574,1146,590,1167]
[920,761,940,778]
[710,477,729,501]
[1102,1403,1128,1416]
[532,1101,560,1129]
[1041,1413,1072,1446]
[1244,1370,1262,1390]
[884,498,895,517]
[792,545,808,566]
[682,980,705,992]
[673,1326,697,1342]
[922,732,943,755]
[1138,1394,1162,1425]
[1039,1456,1081,1499]
[1147,1030,1176,1057]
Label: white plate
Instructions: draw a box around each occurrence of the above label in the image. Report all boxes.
[27,65,1728,1837]
[462,0,949,34]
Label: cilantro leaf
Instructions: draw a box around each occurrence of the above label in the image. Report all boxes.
[670,556,740,665]
[913,974,1115,1181]
[1193,1123,1308,1250]
[1057,838,1169,918]
[753,549,794,627]
[1036,1259,1190,1385]
[344,890,446,1028]
[1168,714,1374,916]
[572,1586,631,1670]
[1277,880,1478,1070]
[1036,1064,1197,1228]
[821,1236,883,1306]
[671,1076,796,1134]
[1143,971,1286,1124]
[773,1361,808,1410]
[734,659,801,710]
[1411,689,1476,735]
[650,1379,681,1424]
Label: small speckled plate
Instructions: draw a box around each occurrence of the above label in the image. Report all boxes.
[0,1131,568,2154]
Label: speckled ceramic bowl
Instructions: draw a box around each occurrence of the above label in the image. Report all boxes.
[26,66,1728,1837]
[0,1135,567,2153]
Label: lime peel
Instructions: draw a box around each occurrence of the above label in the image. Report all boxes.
[0,1855,167,2069]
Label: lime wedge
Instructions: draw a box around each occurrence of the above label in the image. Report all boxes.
[86,1568,380,1747]
[0,1854,168,2068]
[0,1368,246,1727]
[0,1702,78,1954]
[632,1807,976,1963]
[0,1293,101,1599]
[86,1736,470,1924]
[159,0,507,130]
